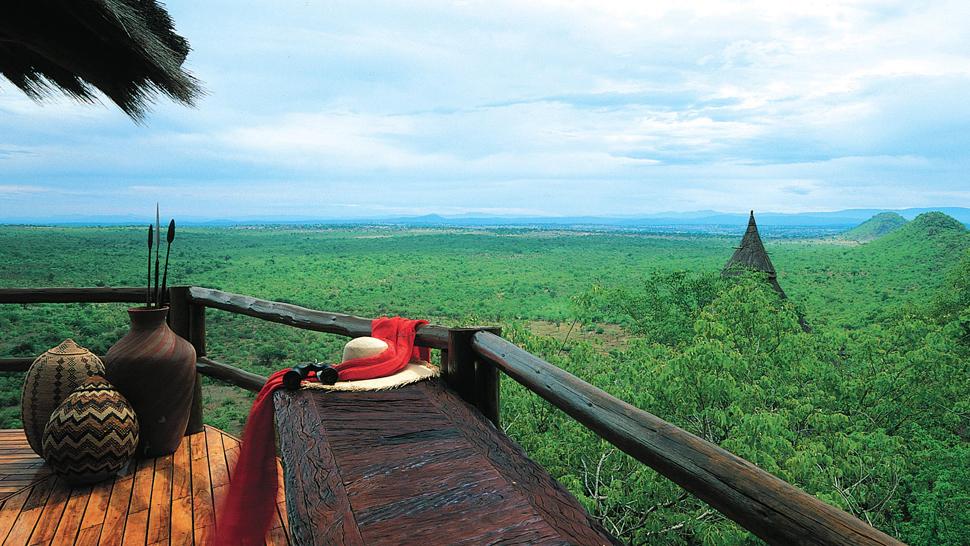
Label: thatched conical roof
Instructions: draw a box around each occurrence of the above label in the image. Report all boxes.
[722,211,812,331]
[722,211,787,298]
[0,0,201,121]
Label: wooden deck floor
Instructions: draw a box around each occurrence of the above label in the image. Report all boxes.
[0,426,289,545]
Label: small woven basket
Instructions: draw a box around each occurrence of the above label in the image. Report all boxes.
[21,339,105,456]
[43,376,139,485]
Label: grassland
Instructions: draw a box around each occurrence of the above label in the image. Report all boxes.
[0,214,967,545]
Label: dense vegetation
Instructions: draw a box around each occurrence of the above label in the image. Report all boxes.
[839,212,908,241]
[1,212,967,545]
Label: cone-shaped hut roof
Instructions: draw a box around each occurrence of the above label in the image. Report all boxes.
[722,211,787,298]
[0,0,202,121]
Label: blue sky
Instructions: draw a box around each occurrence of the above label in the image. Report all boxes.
[2,0,969,219]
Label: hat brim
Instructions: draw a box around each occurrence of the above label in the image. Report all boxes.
[300,361,438,392]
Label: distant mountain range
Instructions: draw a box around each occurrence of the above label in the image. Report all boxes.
[3,207,969,229]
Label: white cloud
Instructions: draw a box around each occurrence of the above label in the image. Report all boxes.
[0,185,47,195]
[1,0,969,218]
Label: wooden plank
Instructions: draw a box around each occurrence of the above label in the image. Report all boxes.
[127,458,155,518]
[25,477,70,544]
[170,496,194,546]
[117,457,155,546]
[170,436,193,546]
[171,438,192,500]
[206,427,230,493]
[207,428,229,527]
[2,477,55,545]
[146,454,173,544]
[274,390,364,546]
[121,510,149,546]
[97,468,135,546]
[51,485,93,544]
[0,488,30,543]
[190,430,214,545]
[473,331,904,546]
[78,478,113,535]
[74,525,102,546]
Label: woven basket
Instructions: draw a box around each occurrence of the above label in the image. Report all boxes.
[21,339,105,456]
[43,376,139,485]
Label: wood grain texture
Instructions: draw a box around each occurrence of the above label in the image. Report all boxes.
[0,432,50,503]
[0,359,37,373]
[473,331,905,546]
[0,287,145,304]
[446,328,502,427]
[3,476,56,545]
[275,382,616,545]
[196,357,266,393]
[0,427,288,545]
[187,286,450,349]
[168,286,206,435]
[275,390,365,546]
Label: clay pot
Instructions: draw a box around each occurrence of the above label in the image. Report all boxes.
[43,376,139,485]
[104,307,196,457]
[21,339,106,456]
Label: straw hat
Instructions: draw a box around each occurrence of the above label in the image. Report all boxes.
[342,337,388,362]
[298,336,436,392]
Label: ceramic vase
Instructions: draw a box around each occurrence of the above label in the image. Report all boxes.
[43,376,139,485]
[104,307,196,457]
[21,339,105,456]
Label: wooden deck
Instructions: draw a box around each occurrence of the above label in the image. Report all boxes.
[274,378,618,546]
[0,426,289,545]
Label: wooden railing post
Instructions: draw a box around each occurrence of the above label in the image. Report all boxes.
[169,286,205,435]
[445,327,501,427]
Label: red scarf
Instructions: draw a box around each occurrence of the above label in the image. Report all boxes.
[215,317,429,544]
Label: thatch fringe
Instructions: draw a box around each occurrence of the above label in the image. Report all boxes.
[0,0,202,121]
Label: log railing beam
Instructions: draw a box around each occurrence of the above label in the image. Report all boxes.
[196,356,266,393]
[0,287,145,304]
[186,286,450,349]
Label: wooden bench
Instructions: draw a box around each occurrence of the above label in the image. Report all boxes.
[274,378,619,545]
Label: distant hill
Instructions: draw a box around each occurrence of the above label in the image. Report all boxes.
[840,212,908,242]
[787,212,970,326]
[852,212,969,278]
[878,211,968,243]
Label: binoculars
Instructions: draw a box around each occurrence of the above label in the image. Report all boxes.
[282,362,339,390]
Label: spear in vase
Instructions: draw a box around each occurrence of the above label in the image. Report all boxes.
[154,204,161,308]
[147,224,154,308]
[159,219,175,308]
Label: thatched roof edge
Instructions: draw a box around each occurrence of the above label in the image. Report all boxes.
[0,0,202,121]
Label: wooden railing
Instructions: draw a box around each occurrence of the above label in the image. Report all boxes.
[0,286,903,545]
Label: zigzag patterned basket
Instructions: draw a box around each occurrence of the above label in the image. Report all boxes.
[43,375,139,485]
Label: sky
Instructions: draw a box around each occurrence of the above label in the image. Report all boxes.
[2,0,970,220]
